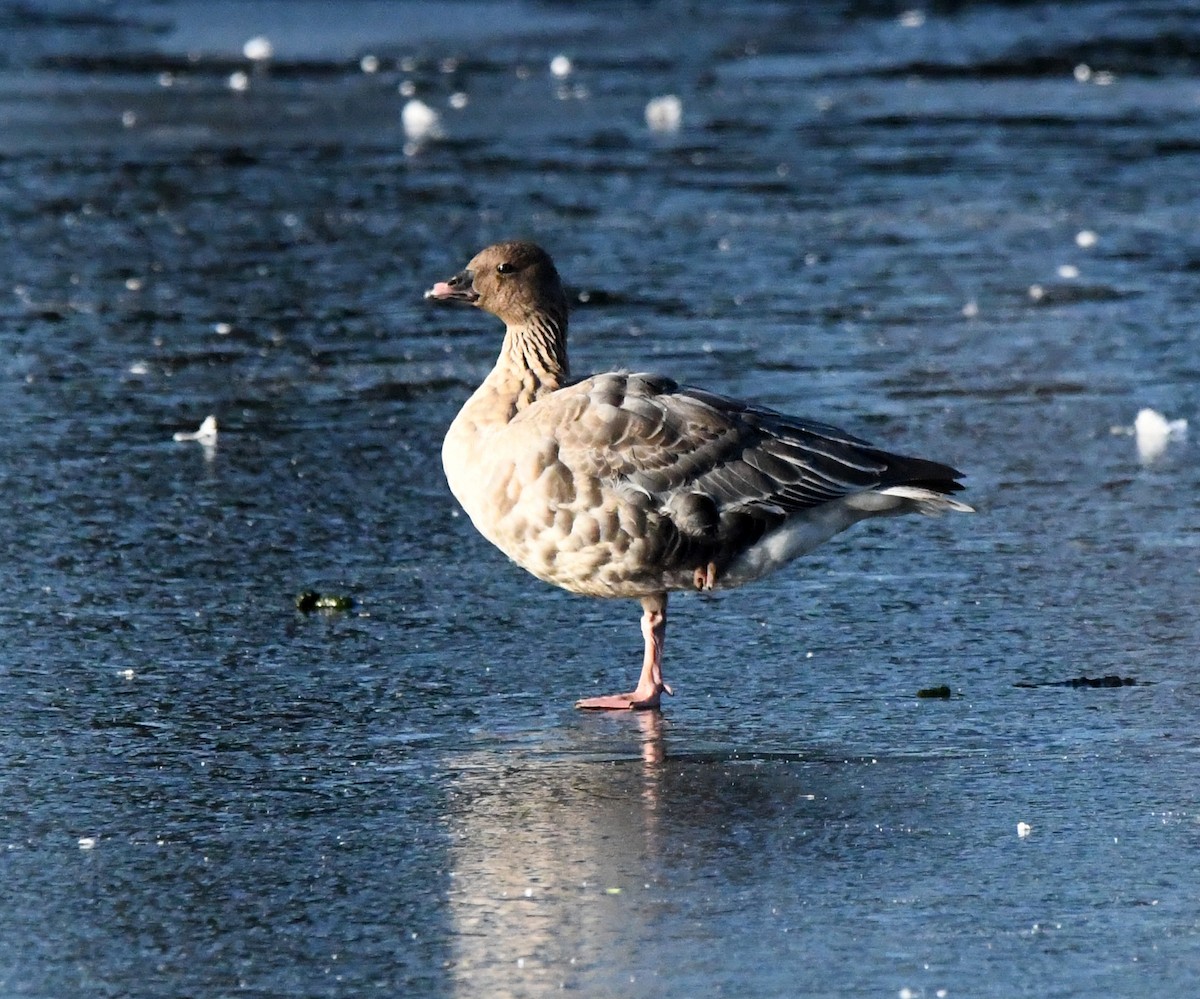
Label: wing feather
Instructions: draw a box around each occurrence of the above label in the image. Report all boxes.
[522,370,964,552]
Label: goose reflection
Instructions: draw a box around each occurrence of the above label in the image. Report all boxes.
[444,717,671,995]
[440,713,872,996]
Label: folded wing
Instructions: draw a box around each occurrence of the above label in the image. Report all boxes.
[553,371,960,503]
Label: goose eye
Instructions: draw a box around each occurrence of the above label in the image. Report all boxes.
[496,262,516,275]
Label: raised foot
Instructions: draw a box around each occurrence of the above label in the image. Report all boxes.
[575,683,673,711]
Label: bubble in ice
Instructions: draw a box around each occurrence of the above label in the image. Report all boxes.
[1134,408,1187,463]
[898,10,926,28]
[449,91,469,109]
[1075,229,1098,248]
[1056,264,1079,279]
[645,94,683,132]
[1017,821,1032,838]
[360,54,379,74]
[402,99,443,142]
[550,54,572,78]
[243,36,273,61]
[1073,62,1115,86]
[228,71,250,92]
[78,837,97,850]
[173,415,219,445]
[121,110,137,128]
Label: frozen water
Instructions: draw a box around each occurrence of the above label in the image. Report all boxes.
[1,2,1199,998]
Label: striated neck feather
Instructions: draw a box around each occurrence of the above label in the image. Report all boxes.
[499,306,570,411]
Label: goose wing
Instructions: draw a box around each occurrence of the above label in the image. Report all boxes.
[539,372,963,519]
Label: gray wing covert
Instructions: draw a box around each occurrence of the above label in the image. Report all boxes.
[552,372,948,510]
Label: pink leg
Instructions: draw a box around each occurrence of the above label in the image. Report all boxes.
[576,593,674,710]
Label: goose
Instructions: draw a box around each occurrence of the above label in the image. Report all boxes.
[427,241,972,709]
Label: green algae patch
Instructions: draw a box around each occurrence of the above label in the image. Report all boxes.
[295,591,355,613]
